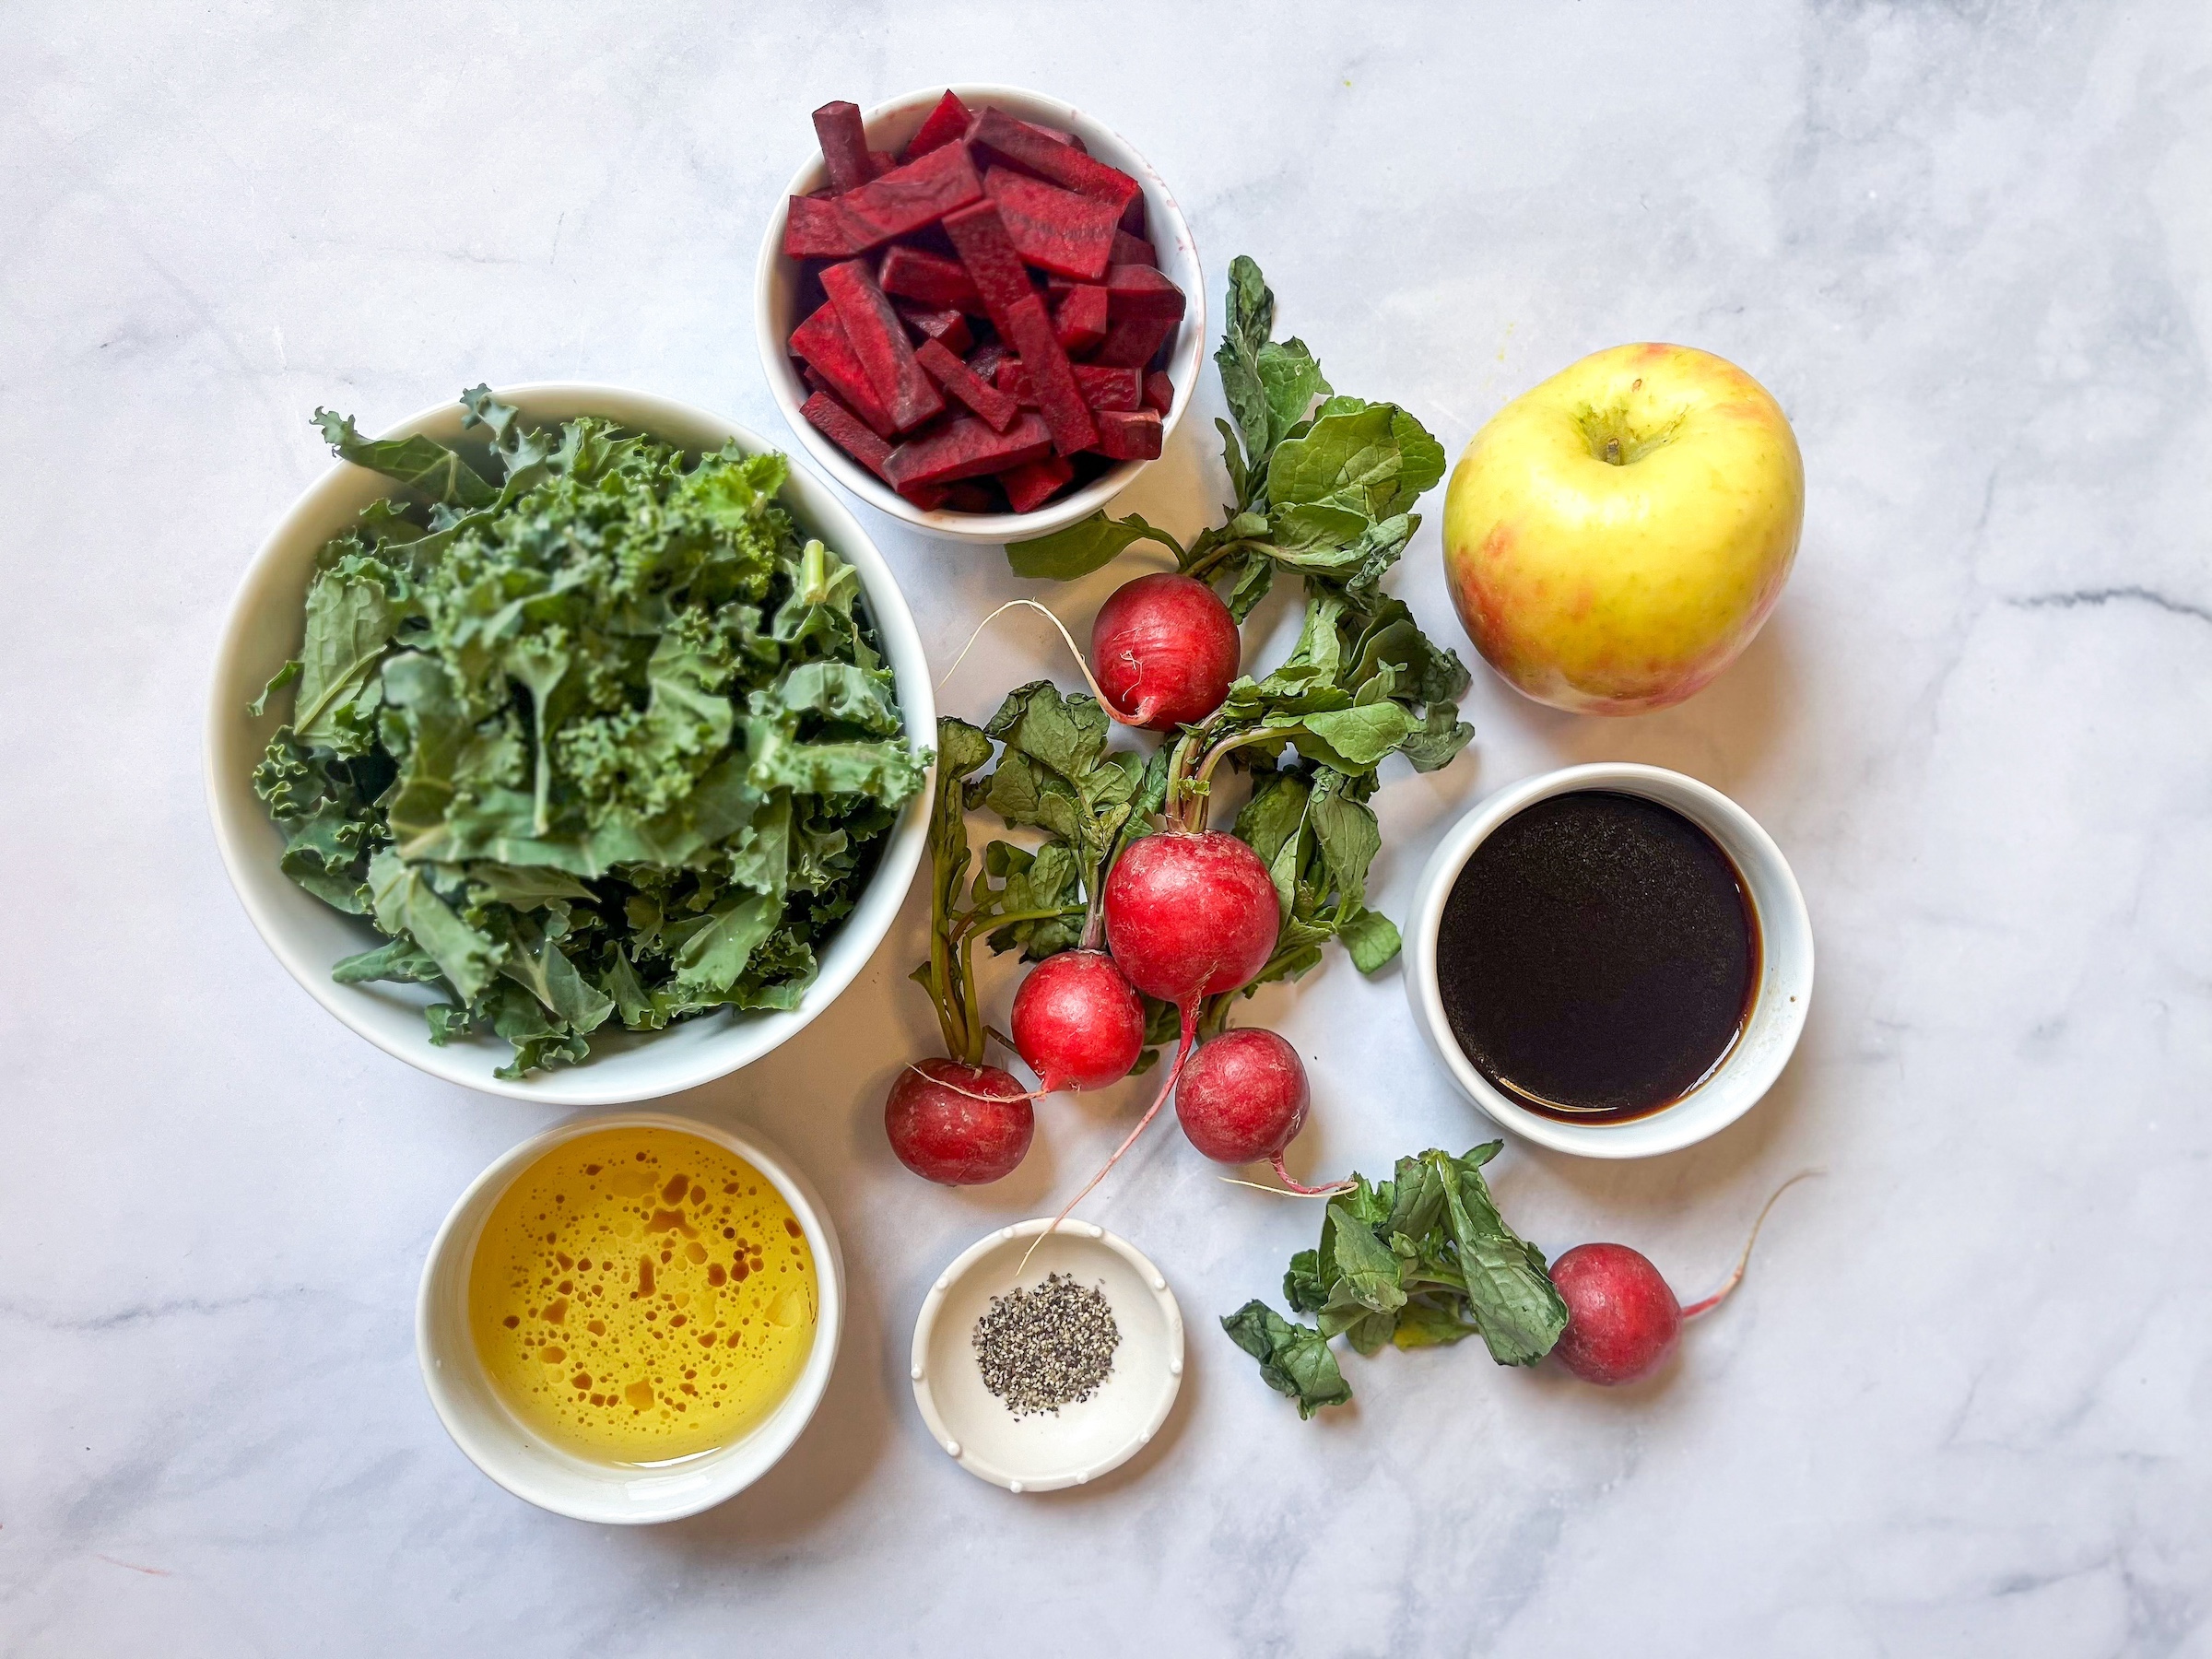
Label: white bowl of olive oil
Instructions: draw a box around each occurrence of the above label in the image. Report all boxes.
[418,1112,843,1523]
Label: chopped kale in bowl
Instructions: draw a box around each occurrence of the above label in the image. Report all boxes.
[252,387,926,1077]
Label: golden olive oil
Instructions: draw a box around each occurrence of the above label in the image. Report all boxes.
[468,1126,818,1463]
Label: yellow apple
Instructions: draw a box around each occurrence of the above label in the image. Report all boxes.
[1441,343,1803,715]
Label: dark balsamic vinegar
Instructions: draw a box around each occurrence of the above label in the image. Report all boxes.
[1436,791,1759,1124]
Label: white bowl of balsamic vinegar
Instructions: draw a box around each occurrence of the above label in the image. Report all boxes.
[1405,764,1813,1159]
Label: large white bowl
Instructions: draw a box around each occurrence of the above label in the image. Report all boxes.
[1403,763,1814,1159]
[206,383,935,1104]
[417,1111,844,1524]
[756,84,1206,546]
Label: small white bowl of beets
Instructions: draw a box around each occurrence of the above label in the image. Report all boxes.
[754,85,1205,545]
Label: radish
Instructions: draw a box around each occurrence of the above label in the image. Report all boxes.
[1089,572,1241,730]
[1174,1027,1343,1194]
[885,1059,1033,1185]
[1020,829,1282,1261]
[1009,947,1147,1093]
[1550,1173,1817,1385]
[1105,830,1282,1008]
[937,573,1239,732]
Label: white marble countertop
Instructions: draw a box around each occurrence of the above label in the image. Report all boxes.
[6,4,2208,1654]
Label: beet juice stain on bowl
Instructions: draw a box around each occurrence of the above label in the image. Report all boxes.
[1435,792,1760,1123]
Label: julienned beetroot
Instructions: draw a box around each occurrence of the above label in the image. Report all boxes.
[1091,573,1239,730]
[885,1059,1034,1185]
[787,92,1182,515]
[1173,1028,1344,1194]
[1549,1244,1682,1385]
[1010,949,1146,1093]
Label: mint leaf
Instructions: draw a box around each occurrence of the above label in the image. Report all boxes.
[1222,1144,1565,1419]
[1338,905,1402,972]
[1430,1149,1570,1367]
[1221,1301,1352,1419]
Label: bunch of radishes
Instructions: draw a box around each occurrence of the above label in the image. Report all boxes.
[887,567,1336,1213]
[887,253,1472,1234]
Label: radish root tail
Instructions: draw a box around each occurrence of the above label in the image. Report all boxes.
[1016,1006,1197,1277]
[1680,1169,1822,1319]
[935,599,1135,724]
[1265,1151,1355,1196]
[901,1061,1044,1105]
[1218,1176,1334,1198]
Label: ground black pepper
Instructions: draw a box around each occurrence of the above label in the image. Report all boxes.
[971,1272,1121,1418]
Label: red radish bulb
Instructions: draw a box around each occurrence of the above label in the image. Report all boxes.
[1176,1029,1309,1161]
[1547,1172,1818,1384]
[1549,1243,1683,1385]
[1174,1028,1346,1194]
[1010,949,1146,1092]
[884,1060,1033,1185]
[1090,572,1241,730]
[1103,830,1279,1006]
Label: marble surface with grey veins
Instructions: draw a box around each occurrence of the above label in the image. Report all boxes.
[4,3,2209,1654]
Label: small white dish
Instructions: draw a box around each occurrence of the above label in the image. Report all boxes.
[910,1220,1183,1493]
[416,1111,844,1524]
[1403,763,1814,1159]
[756,83,1206,546]
[205,382,934,1104]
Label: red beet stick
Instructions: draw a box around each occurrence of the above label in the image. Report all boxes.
[966,107,1139,209]
[903,90,972,159]
[812,100,874,193]
[879,245,982,312]
[1101,264,1186,320]
[885,413,1054,489]
[1053,284,1110,357]
[915,337,1021,432]
[1089,312,1177,369]
[896,304,973,356]
[1001,293,1100,456]
[1074,364,1141,410]
[800,389,896,481]
[990,359,1139,410]
[982,169,1121,280]
[1094,409,1162,461]
[940,201,1039,336]
[1110,229,1157,267]
[999,453,1074,513]
[790,301,899,437]
[820,259,944,433]
[780,141,983,259]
